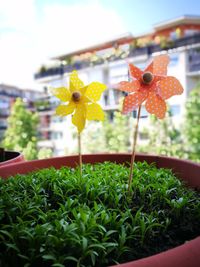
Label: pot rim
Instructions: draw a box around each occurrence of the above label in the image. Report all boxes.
[0,150,24,167]
[0,153,199,188]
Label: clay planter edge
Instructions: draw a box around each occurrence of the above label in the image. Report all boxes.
[0,153,199,267]
[0,150,24,168]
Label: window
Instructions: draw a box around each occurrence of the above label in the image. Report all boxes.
[170,31,177,40]
[135,63,146,70]
[0,120,7,130]
[0,99,9,109]
[140,106,148,118]
[132,106,148,119]
[170,105,181,116]
[51,131,63,139]
[113,90,123,105]
[103,92,110,106]
[132,110,137,118]
[169,54,179,66]
[108,111,114,122]
[184,29,199,37]
[51,116,63,123]
[109,64,128,84]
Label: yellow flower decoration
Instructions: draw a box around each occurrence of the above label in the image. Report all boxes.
[51,70,107,133]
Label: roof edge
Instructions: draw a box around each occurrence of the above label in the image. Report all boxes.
[154,15,200,31]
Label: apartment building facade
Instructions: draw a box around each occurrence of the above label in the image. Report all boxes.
[0,84,46,142]
[35,15,200,155]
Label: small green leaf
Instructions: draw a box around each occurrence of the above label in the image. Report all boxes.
[42,254,56,261]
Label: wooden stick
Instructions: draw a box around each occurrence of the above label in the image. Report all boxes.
[128,105,142,193]
[78,133,82,176]
[0,148,5,162]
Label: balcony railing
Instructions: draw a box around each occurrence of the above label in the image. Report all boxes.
[189,62,200,72]
[188,48,200,72]
[175,34,200,47]
[35,33,200,80]
[0,91,22,98]
[34,66,64,79]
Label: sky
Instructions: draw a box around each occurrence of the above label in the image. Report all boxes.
[0,0,200,90]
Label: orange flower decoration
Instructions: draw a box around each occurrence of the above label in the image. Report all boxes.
[117,55,183,119]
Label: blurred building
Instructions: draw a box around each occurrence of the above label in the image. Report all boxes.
[34,15,200,155]
[0,84,46,142]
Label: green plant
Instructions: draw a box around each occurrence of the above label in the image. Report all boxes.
[184,85,200,162]
[39,65,47,74]
[0,162,199,267]
[159,36,174,49]
[2,98,39,160]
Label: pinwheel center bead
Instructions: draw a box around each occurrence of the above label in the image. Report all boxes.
[142,72,154,84]
[72,91,81,102]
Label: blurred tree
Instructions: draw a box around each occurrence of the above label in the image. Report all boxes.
[83,111,131,153]
[184,85,200,161]
[138,109,184,158]
[38,147,53,159]
[82,122,106,153]
[3,98,39,160]
[103,112,131,152]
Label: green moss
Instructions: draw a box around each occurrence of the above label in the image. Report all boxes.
[0,161,199,267]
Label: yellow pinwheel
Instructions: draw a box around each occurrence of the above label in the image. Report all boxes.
[51,70,107,133]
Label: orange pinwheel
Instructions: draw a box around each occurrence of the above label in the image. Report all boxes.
[117,55,183,119]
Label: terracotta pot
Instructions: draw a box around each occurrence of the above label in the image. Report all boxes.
[0,150,24,168]
[0,153,199,267]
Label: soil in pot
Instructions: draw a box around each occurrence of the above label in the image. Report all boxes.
[0,161,199,267]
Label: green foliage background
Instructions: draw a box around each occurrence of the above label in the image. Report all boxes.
[2,98,52,160]
[82,112,131,153]
[2,98,39,160]
[184,85,200,161]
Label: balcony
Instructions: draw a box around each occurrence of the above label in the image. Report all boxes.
[0,90,22,98]
[0,126,7,130]
[129,46,150,57]
[0,119,7,130]
[0,110,9,117]
[188,48,200,73]
[35,34,200,80]
[174,34,200,47]
[34,66,64,79]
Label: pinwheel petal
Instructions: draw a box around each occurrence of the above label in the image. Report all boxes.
[85,82,107,101]
[122,90,148,114]
[158,76,184,100]
[56,102,75,116]
[152,54,170,76]
[70,70,85,92]
[86,103,104,121]
[128,63,143,80]
[144,59,154,73]
[118,80,140,93]
[51,87,71,102]
[72,104,86,133]
[145,91,167,119]
[144,55,170,75]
